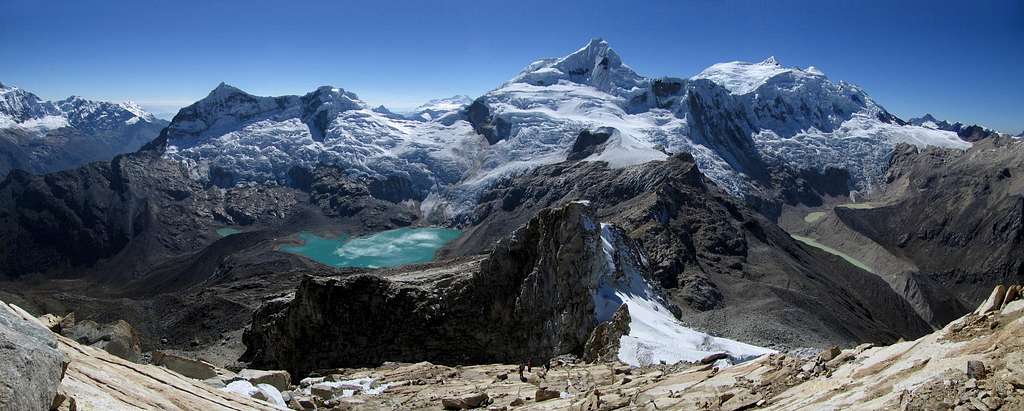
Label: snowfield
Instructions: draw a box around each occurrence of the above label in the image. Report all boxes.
[594,223,774,366]
[155,38,971,219]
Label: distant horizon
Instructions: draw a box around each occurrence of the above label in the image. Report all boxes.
[2,0,1021,132]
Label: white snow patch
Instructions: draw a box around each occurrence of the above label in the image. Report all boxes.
[594,224,774,367]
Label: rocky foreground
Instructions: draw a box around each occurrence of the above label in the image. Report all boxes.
[3,285,1023,410]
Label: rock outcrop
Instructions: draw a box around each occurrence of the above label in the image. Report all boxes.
[583,304,631,363]
[242,202,615,378]
[0,301,65,411]
[445,153,931,349]
[59,317,142,362]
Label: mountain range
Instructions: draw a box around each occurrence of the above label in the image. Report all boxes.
[0,83,168,176]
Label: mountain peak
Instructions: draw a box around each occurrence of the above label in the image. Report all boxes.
[761,56,780,66]
[506,38,644,94]
[208,82,246,99]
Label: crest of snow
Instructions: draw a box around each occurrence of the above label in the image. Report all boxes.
[693,57,823,95]
[593,224,774,367]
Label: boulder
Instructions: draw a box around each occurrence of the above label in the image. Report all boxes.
[967,360,987,379]
[151,351,219,380]
[1003,285,1020,309]
[237,368,291,391]
[61,319,142,362]
[0,301,65,411]
[38,314,62,332]
[817,346,841,362]
[975,285,1007,315]
[535,387,561,402]
[700,353,730,365]
[441,392,490,409]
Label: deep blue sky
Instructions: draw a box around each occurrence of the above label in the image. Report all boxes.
[2,0,1021,131]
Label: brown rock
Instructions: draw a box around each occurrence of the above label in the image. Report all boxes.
[38,314,62,332]
[58,312,75,334]
[441,392,489,409]
[583,304,631,363]
[535,387,561,402]
[1003,285,1020,308]
[975,285,1007,315]
[700,353,730,365]
[967,360,987,379]
[818,346,841,362]
[237,369,291,391]
[150,351,218,380]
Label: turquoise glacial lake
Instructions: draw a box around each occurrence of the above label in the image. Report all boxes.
[216,227,242,237]
[280,227,461,269]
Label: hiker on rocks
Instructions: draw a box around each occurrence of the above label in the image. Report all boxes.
[518,362,527,382]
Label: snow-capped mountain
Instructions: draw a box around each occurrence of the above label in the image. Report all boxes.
[158,83,481,192]
[0,82,167,175]
[908,113,1004,142]
[1,83,159,132]
[154,39,971,219]
[405,95,473,123]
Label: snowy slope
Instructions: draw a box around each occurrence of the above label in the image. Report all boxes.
[157,39,971,218]
[593,223,773,366]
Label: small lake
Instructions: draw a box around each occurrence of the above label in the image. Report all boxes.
[280,227,461,269]
[216,227,242,237]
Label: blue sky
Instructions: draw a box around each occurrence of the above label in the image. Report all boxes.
[2,0,1022,131]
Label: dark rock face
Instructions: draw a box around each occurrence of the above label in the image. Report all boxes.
[835,137,1024,321]
[445,154,930,349]
[0,301,65,411]
[0,151,302,279]
[567,127,614,161]
[242,202,612,378]
[465,98,510,145]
